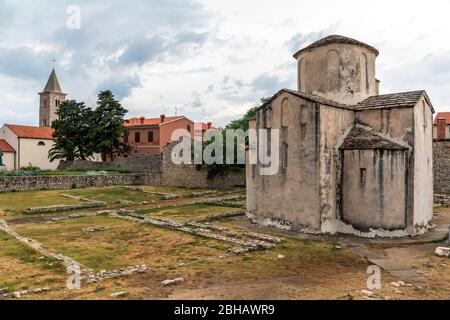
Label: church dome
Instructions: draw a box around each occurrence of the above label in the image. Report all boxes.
[293,34,379,59]
[293,34,379,105]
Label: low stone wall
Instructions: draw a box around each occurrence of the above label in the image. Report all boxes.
[161,143,245,189]
[0,173,161,193]
[56,143,246,190]
[59,153,163,174]
[433,141,450,194]
[162,164,245,189]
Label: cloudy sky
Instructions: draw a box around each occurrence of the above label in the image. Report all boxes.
[0,0,449,127]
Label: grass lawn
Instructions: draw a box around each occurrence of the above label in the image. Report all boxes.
[62,187,162,204]
[0,231,66,291]
[14,216,231,272]
[137,203,243,222]
[0,190,83,221]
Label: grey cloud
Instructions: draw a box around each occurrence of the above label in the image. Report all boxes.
[118,31,208,67]
[95,74,140,101]
[118,36,166,66]
[0,47,54,80]
[0,0,211,101]
[382,51,450,89]
[251,72,295,96]
[284,23,339,53]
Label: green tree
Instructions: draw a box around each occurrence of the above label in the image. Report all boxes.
[90,90,129,161]
[197,106,259,179]
[225,106,258,132]
[49,100,93,162]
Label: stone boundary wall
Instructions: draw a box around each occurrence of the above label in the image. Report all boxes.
[59,153,163,174]
[161,143,245,189]
[0,173,161,193]
[57,143,246,189]
[433,141,450,194]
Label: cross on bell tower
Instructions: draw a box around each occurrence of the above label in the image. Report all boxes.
[39,61,67,128]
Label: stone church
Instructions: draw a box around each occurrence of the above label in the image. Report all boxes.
[246,35,434,237]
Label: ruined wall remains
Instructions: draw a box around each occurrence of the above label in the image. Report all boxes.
[59,153,163,174]
[58,144,245,190]
[434,141,450,194]
[0,173,161,193]
[162,143,245,189]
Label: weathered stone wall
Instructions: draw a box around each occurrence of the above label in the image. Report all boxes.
[57,144,245,190]
[0,173,161,193]
[59,153,163,174]
[434,141,450,193]
[162,143,245,189]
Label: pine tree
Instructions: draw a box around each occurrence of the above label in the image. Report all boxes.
[90,90,129,161]
[49,100,93,161]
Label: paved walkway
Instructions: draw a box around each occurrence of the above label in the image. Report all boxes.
[341,241,429,284]
[239,218,450,285]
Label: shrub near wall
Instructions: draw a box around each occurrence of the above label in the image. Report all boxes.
[433,141,450,194]
[161,143,245,189]
[0,173,161,193]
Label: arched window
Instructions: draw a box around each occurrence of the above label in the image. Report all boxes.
[37,141,46,146]
[298,59,303,92]
[327,50,340,91]
[281,98,289,127]
[361,53,369,93]
[423,101,427,128]
[281,142,288,169]
[265,107,273,128]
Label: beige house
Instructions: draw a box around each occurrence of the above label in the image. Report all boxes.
[0,124,58,170]
[246,35,434,237]
[0,68,66,171]
[0,139,15,170]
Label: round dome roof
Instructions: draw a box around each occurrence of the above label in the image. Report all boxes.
[293,34,379,58]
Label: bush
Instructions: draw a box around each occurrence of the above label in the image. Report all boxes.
[20,164,42,172]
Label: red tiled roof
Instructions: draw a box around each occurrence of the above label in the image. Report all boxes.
[6,124,54,139]
[0,139,15,153]
[434,112,450,125]
[125,116,185,127]
[201,123,215,131]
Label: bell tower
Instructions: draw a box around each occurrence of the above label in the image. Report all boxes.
[39,67,67,127]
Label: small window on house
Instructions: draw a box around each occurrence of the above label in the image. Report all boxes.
[37,141,45,146]
[148,131,154,143]
[43,119,47,127]
[135,132,141,143]
[187,125,191,132]
[360,168,367,185]
[281,142,288,169]
[124,133,129,143]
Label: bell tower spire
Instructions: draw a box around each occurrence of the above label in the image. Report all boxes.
[39,64,67,127]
